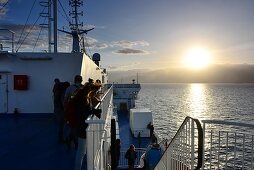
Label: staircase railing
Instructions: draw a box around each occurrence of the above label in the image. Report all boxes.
[155,116,203,170]
[202,120,254,170]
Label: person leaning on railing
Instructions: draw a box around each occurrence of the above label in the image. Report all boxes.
[75,82,102,170]
[89,80,102,107]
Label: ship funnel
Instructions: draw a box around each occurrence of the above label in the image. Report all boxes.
[92,53,100,66]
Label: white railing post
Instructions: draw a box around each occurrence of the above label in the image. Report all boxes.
[210,130,213,170]
[234,132,236,169]
[218,131,220,169]
[251,135,254,170]
[242,134,245,169]
[191,119,194,170]
[202,122,206,170]
[86,127,94,169]
[225,131,228,168]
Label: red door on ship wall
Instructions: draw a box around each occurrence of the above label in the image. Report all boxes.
[0,73,8,113]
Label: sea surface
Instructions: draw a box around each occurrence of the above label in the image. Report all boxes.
[135,83,254,140]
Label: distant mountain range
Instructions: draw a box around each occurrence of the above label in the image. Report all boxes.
[108,64,254,83]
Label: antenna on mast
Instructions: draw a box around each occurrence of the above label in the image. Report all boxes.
[58,0,94,53]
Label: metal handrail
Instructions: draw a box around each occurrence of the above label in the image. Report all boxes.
[202,120,254,170]
[155,116,203,170]
[86,84,113,122]
[202,119,254,128]
[94,85,112,109]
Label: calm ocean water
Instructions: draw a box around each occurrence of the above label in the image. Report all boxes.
[135,83,254,140]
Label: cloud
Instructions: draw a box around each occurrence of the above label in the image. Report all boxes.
[0,23,41,34]
[113,48,148,55]
[0,23,48,51]
[111,40,149,48]
[0,23,148,54]
[110,40,150,55]
[108,66,118,70]
[108,62,140,70]
[82,36,108,49]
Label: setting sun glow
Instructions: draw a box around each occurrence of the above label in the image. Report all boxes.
[183,47,212,69]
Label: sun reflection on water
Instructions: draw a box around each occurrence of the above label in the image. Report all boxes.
[188,84,207,118]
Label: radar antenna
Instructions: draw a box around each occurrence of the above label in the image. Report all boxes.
[58,0,94,53]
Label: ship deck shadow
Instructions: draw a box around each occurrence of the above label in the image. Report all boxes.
[0,114,87,170]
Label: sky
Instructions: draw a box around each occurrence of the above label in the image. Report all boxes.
[1,0,254,82]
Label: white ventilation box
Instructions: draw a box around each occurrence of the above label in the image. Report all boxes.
[130,108,153,137]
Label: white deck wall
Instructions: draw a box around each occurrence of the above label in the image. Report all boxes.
[0,52,102,113]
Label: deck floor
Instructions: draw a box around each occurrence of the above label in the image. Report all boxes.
[117,111,151,149]
[0,112,151,170]
[0,114,86,170]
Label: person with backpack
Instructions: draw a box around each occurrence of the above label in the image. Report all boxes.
[64,75,83,149]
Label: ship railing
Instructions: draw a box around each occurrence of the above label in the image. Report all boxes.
[154,116,203,170]
[86,84,113,170]
[201,120,254,170]
[109,83,141,89]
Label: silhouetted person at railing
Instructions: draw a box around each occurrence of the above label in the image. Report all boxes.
[147,122,154,138]
[125,144,137,170]
[57,81,70,143]
[84,78,94,87]
[151,133,158,144]
[53,78,61,110]
[64,75,83,149]
[90,80,102,107]
[72,81,101,170]
[52,78,70,143]
[145,143,162,170]
[53,78,62,122]
[96,79,101,84]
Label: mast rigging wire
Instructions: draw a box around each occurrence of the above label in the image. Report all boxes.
[0,0,8,12]
[33,17,47,52]
[58,0,71,25]
[16,7,46,52]
[15,0,37,52]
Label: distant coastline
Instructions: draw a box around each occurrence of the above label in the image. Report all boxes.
[108,64,254,83]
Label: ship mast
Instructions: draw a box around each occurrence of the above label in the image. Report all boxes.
[40,0,57,53]
[53,0,57,53]
[58,0,94,53]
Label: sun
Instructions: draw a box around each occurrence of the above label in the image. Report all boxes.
[183,47,212,69]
